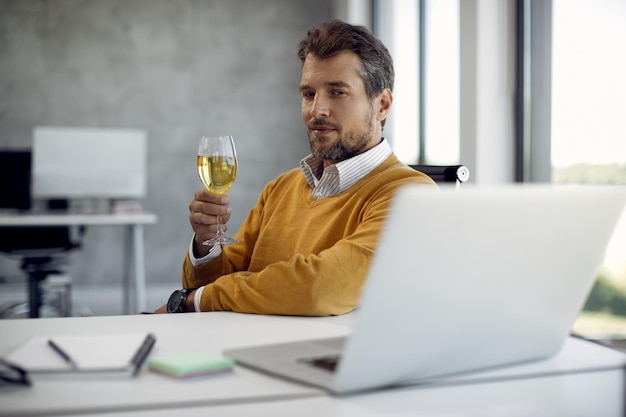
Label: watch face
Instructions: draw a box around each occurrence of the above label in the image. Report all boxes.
[167,290,184,313]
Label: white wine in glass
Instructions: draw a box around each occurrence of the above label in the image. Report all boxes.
[197,135,238,246]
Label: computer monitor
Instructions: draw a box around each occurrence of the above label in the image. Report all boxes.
[0,150,31,211]
[32,127,147,200]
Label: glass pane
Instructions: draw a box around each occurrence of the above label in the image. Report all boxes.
[424,0,460,164]
[376,0,459,165]
[551,0,626,339]
[376,0,420,163]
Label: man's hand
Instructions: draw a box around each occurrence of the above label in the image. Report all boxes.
[154,304,168,314]
[189,189,232,257]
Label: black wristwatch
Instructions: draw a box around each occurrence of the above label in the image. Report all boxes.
[166,288,196,313]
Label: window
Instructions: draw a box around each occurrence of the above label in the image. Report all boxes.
[375,0,460,165]
[550,0,626,339]
[422,0,460,165]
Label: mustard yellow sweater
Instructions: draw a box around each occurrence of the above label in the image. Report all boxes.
[182,154,435,316]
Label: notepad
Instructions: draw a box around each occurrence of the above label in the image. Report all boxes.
[5,333,156,377]
[148,352,234,379]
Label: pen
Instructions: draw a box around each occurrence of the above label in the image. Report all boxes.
[130,333,156,376]
[48,339,78,370]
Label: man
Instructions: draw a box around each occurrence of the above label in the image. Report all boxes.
[156,19,435,316]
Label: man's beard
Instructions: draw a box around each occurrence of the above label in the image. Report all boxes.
[308,110,376,162]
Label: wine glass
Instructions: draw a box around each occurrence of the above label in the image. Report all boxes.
[197,135,239,246]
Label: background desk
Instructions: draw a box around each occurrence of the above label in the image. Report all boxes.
[0,312,624,417]
[0,212,158,314]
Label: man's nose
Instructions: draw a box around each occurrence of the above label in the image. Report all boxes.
[310,95,330,118]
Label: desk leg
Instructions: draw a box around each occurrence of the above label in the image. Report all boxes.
[123,225,147,314]
[123,227,133,315]
[132,224,147,313]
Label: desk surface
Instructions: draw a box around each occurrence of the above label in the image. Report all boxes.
[0,212,158,226]
[43,369,626,417]
[0,313,349,417]
[0,313,624,417]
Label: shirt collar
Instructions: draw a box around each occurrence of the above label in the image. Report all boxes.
[299,138,392,199]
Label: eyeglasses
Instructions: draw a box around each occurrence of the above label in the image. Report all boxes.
[0,358,31,387]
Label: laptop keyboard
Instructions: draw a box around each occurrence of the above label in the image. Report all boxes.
[300,354,341,372]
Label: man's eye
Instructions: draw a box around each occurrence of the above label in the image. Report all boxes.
[331,90,346,96]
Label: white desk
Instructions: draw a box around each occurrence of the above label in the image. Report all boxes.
[0,212,158,314]
[0,313,347,416]
[56,371,626,417]
[0,312,624,417]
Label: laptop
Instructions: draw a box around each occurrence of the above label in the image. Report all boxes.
[224,185,626,395]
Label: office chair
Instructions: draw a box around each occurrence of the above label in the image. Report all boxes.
[0,226,85,318]
[409,164,470,188]
[0,150,85,318]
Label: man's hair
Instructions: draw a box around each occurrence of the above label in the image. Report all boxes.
[297,19,394,101]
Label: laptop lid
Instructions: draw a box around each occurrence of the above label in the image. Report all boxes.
[226,185,626,394]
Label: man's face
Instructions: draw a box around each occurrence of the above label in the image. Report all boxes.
[299,51,391,166]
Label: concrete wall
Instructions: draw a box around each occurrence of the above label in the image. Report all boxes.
[0,0,334,298]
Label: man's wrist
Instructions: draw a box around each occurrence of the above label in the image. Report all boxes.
[183,289,196,312]
[192,238,211,258]
[189,236,221,267]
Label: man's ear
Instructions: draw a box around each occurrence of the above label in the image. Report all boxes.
[376,88,393,122]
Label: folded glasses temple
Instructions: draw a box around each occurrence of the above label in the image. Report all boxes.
[0,358,31,386]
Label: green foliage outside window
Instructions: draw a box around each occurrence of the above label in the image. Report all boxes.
[553,164,626,184]
[583,272,626,317]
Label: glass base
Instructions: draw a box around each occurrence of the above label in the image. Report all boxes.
[202,236,239,246]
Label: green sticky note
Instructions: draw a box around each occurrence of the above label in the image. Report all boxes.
[148,352,234,379]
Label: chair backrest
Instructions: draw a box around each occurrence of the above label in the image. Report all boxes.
[0,227,80,253]
[409,164,470,188]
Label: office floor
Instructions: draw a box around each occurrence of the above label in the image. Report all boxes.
[0,282,174,317]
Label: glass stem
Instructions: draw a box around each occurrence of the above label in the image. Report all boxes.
[215,214,224,239]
